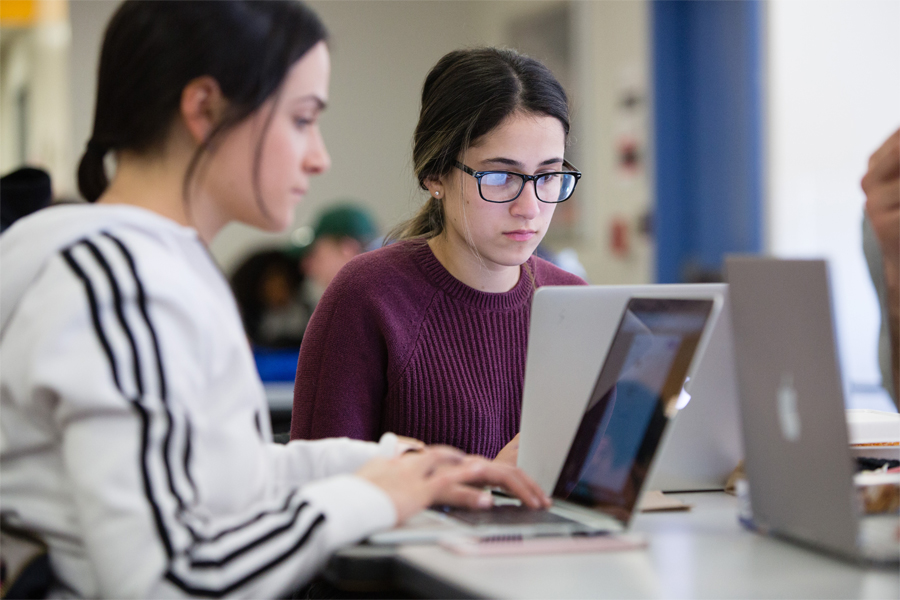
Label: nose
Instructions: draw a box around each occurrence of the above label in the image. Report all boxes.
[509,180,540,220]
[304,126,331,174]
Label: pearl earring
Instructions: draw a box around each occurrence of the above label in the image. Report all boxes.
[434,191,441,198]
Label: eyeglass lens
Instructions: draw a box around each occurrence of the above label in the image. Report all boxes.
[479,172,576,203]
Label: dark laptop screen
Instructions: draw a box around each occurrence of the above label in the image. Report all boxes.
[552,297,713,523]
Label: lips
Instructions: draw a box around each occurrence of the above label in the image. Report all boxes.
[503,229,537,242]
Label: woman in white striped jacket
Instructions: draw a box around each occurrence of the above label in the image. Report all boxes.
[0,2,547,597]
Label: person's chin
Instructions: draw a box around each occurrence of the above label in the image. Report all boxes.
[257,210,293,233]
[264,192,305,232]
[504,237,541,263]
[494,245,537,268]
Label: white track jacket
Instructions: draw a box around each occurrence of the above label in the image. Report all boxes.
[0,204,398,598]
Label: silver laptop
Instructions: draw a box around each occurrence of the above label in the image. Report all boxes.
[726,256,899,565]
[370,297,717,544]
[519,284,740,493]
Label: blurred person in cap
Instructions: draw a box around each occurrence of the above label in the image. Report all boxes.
[293,202,379,303]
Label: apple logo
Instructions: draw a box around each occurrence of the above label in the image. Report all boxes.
[776,372,801,442]
[676,376,692,410]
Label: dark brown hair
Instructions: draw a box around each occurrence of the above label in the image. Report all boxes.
[390,47,570,241]
[77,0,327,210]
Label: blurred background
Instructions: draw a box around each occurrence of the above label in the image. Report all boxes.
[1,0,897,411]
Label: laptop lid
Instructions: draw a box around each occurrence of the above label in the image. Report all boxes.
[519,285,736,493]
[549,297,715,527]
[725,257,860,558]
[368,296,716,545]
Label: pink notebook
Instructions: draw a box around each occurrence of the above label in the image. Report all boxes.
[439,533,647,556]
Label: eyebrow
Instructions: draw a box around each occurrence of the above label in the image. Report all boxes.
[290,95,328,111]
[479,157,565,169]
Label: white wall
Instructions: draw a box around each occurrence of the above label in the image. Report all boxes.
[1,15,72,194]
[766,0,900,409]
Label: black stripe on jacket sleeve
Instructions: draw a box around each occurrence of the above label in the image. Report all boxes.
[66,232,332,596]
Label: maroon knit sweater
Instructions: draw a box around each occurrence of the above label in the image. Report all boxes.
[290,239,586,458]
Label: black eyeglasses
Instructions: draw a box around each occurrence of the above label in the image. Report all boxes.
[454,160,582,204]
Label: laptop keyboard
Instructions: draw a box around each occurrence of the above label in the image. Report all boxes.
[437,504,579,526]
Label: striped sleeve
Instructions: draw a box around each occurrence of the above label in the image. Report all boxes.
[49,232,395,598]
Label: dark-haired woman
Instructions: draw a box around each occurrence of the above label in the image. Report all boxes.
[291,48,587,462]
[0,3,547,597]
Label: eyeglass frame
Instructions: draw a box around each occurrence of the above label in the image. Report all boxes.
[453,160,582,204]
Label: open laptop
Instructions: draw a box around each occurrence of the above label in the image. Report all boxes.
[519,284,741,493]
[726,256,899,565]
[369,297,717,544]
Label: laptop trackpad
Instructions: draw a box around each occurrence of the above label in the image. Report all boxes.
[437,505,581,526]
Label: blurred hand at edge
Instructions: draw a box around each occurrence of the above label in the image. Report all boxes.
[862,127,900,271]
[862,127,900,407]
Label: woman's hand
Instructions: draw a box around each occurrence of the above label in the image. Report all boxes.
[394,435,426,454]
[430,454,549,511]
[493,433,520,466]
[356,445,549,524]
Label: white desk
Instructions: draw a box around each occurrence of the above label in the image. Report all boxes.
[265,382,295,412]
[393,492,899,599]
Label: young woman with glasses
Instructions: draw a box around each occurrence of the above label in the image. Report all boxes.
[291,48,587,463]
[0,4,548,597]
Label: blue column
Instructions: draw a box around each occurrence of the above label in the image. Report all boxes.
[652,0,763,283]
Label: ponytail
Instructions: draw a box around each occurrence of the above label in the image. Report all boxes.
[77,140,109,203]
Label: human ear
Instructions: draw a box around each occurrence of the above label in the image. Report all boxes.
[180,76,228,145]
[424,176,444,200]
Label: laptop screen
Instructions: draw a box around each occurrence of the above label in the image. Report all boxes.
[551,297,713,523]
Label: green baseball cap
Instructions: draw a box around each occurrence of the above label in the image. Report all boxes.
[288,203,378,257]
